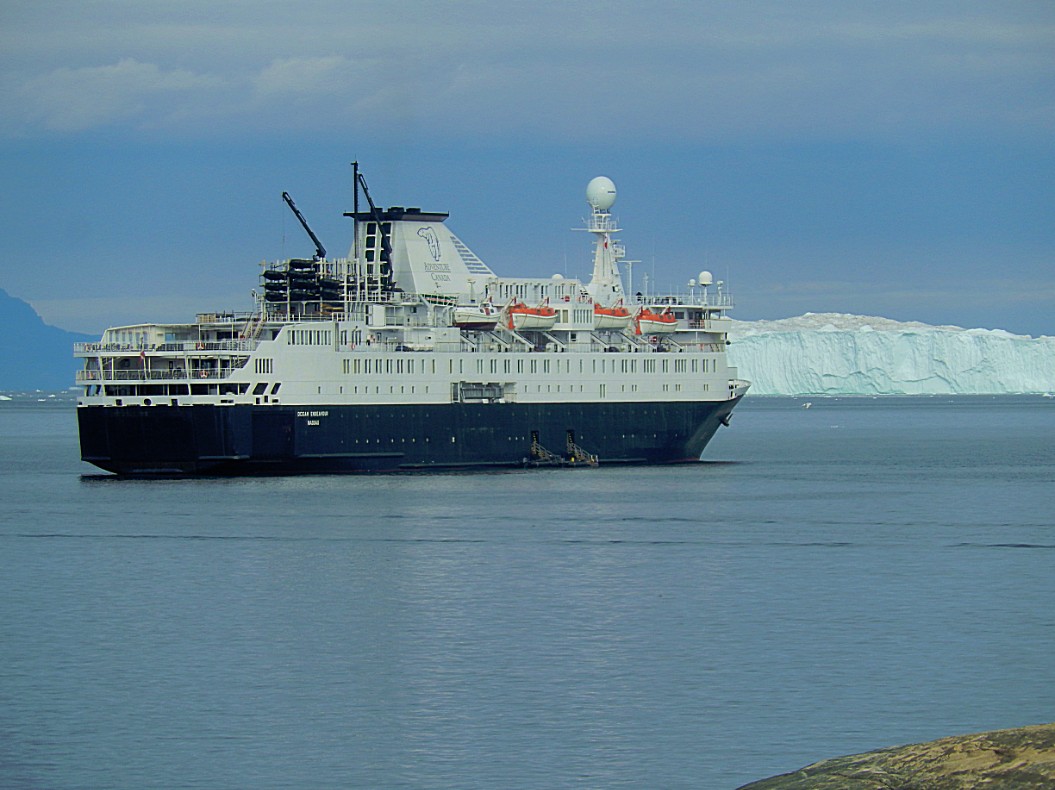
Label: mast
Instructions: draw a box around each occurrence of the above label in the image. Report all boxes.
[347,162,396,294]
[581,176,626,305]
[352,160,359,262]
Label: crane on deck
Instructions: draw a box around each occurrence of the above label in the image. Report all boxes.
[281,191,327,260]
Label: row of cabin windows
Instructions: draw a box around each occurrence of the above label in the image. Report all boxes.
[288,330,332,346]
[482,356,713,375]
[287,381,711,398]
[509,357,713,375]
[320,382,713,398]
[326,383,643,396]
[340,356,716,376]
[344,385,429,395]
[343,358,439,375]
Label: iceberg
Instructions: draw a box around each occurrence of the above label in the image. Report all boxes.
[727,313,1055,396]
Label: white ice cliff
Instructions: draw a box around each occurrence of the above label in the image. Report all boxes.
[727,313,1055,396]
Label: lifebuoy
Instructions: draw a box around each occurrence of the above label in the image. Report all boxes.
[202,370,209,378]
[649,336,659,345]
[196,343,204,350]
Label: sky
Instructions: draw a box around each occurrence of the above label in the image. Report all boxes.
[1,0,1052,336]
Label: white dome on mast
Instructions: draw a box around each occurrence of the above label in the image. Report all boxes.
[586,176,617,211]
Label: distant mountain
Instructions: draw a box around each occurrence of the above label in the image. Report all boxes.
[0,288,93,391]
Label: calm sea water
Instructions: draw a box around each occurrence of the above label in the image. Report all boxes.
[1,394,1053,788]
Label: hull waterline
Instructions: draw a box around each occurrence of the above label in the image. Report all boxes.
[79,397,741,475]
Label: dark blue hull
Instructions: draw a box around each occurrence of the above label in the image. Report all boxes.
[77,398,742,475]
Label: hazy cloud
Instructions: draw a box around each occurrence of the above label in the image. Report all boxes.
[253,56,350,98]
[1,2,1052,141]
[16,59,225,132]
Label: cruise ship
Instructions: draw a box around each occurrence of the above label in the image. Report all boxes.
[75,166,749,474]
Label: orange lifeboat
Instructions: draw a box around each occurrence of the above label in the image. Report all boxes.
[593,302,632,330]
[635,307,678,335]
[507,301,558,331]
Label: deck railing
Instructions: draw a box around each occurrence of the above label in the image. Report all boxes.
[74,339,259,354]
[76,369,236,382]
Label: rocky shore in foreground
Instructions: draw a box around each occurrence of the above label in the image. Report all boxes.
[738,723,1055,789]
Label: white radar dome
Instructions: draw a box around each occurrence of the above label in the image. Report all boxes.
[586,176,617,210]
[698,270,713,286]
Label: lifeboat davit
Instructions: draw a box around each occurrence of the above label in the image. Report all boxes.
[593,302,632,330]
[635,307,678,335]
[507,301,558,331]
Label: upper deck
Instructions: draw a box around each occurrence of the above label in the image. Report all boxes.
[74,170,748,405]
